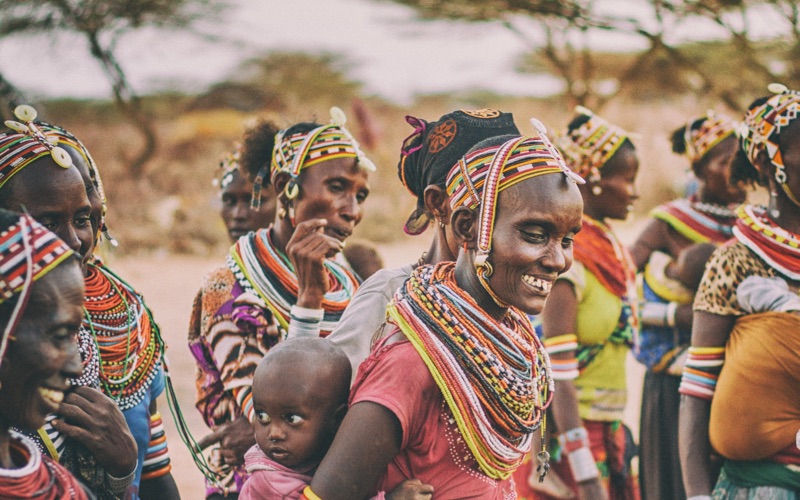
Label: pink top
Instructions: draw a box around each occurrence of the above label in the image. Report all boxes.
[351,337,517,499]
[240,446,316,500]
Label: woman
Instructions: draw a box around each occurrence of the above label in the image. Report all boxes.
[217,143,276,243]
[538,107,640,500]
[189,107,372,499]
[0,209,91,499]
[304,129,585,499]
[1,107,178,499]
[629,113,744,500]
[679,85,800,499]
[321,108,520,379]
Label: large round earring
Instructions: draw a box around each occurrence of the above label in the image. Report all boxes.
[592,185,602,196]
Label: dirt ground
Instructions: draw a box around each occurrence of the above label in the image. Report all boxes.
[111,234,646,498]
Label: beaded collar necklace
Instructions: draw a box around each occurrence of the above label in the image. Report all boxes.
[651,197,737,244]
[227,228,358,336]
[387,262,553,480]
[733,204,800,280]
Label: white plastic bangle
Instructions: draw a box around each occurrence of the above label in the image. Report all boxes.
[686,496,712,500]
[566,446,599,483]
[290,305,325,320]
[666,301,678,328]
[640,301,670,327]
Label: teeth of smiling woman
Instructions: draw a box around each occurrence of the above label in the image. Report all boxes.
[39,387,64,404]
[522,275,552,292]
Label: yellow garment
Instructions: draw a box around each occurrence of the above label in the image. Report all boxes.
[560,263,629,421]
[710,312,800,461]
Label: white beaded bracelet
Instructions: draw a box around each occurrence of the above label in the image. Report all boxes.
[106,460,137,495]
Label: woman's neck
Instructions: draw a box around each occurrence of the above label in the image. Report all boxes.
[269,218,293,255]
[582,203,605,224]
[774,196,800,234]
[421,231,457,266]
[696,185,729,207]
[453,253,507,322]
[0,428,13,470]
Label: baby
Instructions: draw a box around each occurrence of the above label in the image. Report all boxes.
[240,337,432,500]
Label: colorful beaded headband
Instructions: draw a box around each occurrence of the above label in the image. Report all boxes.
[683,112,737,165]
[216,143,242,190]
[252,107,375,209]
[556,106,630,180]
[447,121,583,304]
[1,105,74,189]
[739,83,800,206]
[0,212,74,370]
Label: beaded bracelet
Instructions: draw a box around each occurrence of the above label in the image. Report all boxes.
[679,346,725,400]
[640,301,678,328]
[288,305,325,338]
[106,460,137,495]
[544,334,579,380]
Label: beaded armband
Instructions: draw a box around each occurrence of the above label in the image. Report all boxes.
[234,386,255,423]
[678,346,725,401]
[301,486,323,500]
[544,334,579,381]
[141,411,172,481]
[288,305,324,338]
[106,460,137,495]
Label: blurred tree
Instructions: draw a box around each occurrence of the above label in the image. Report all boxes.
[382,0,799,111]
[0,0,222,178]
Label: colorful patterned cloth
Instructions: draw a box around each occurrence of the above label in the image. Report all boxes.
[681,113,737,165]
[556,107,630,178]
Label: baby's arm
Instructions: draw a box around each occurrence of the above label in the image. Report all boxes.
[737,276,800,314]
[382,479,434,500]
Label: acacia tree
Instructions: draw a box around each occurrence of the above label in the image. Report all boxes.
[0,0,222,178]
[383,0,799,111]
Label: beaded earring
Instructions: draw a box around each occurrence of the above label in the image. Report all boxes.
[592,185,602,196]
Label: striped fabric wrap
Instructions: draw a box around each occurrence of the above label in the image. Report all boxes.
[679,346,725,401]
[555,107,630,178]
[0,213,74,305]
[141,411,171,481]
[683,113,737,165]
[544,334,580,381]
[271,126,358,182]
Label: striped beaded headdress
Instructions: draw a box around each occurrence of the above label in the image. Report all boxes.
[1,105,74,190]
[0,210,74,369]
[218,143,242,190]
[683,112,737,164]
[739,84,800,205]
[556,106,630,179]
[252,107,375,209]
[447,120,583,304]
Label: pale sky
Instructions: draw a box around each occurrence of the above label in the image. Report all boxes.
[0,0,787,103]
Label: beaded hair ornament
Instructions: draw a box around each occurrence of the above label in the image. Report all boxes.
[739,83,800,206]
[215,143,242,191]
[1,105,74,189]
[556,106,630,181]
[682,111,737,165]
[251,107,375,209]
[447,120,584,306]
[0,212,74,371]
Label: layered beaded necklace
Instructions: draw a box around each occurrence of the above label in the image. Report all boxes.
[387,262,553,480]
[733,204,800,280]
[227,228,358,337]
[83,261,164,410]
[651,197,737,244]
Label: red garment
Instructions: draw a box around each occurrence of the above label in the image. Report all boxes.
[350,337,517,499]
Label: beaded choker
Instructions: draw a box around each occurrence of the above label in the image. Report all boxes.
[733,204,800,280]
[227,228,358,336]
[83,261,165,410]
[651,198,737,244]
[387,262,553,480]
[0,431,88,500]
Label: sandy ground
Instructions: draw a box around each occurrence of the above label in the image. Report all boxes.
[111,234,646,498]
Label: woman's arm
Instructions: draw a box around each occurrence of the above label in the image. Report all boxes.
[629,218,668,271]
[542,281,607,500]
[678,311,735,497]
[310,401,402,500]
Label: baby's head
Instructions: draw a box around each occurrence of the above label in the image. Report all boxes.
[672,242,717,291]
[252,337,351,468]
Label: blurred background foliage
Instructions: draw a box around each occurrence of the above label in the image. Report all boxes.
[0,0,795,255]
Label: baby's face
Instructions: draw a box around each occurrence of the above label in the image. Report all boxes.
[252,367,339,468]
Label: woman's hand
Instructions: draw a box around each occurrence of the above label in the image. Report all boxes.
[287,218,345,309]
[386,479,434,500]
[196,416,256,467]
[52,386,137,477]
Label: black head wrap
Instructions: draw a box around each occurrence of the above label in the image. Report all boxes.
[397,109,519,235]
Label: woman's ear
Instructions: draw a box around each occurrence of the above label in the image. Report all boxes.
[272,171,290,198]
[451,206,477,248]
[423,185,450,223]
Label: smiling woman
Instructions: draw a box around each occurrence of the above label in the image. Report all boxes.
[188,107,373,499]
[0,209,90,499]
[304,130,584,499]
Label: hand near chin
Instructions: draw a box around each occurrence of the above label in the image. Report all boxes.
[52,386,137,477]
[196,416,255,467]
[385,479,434,500]
[287,218,344,308]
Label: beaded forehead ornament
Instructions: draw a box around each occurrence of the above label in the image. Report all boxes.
[1,105,74,189]
[683,112,737,165]
[740,83,800,206]
[447,120,584,305]
[252,107,375,209]
[217,143,242,190]
[556,106,630,180]
[0,212,74,370]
